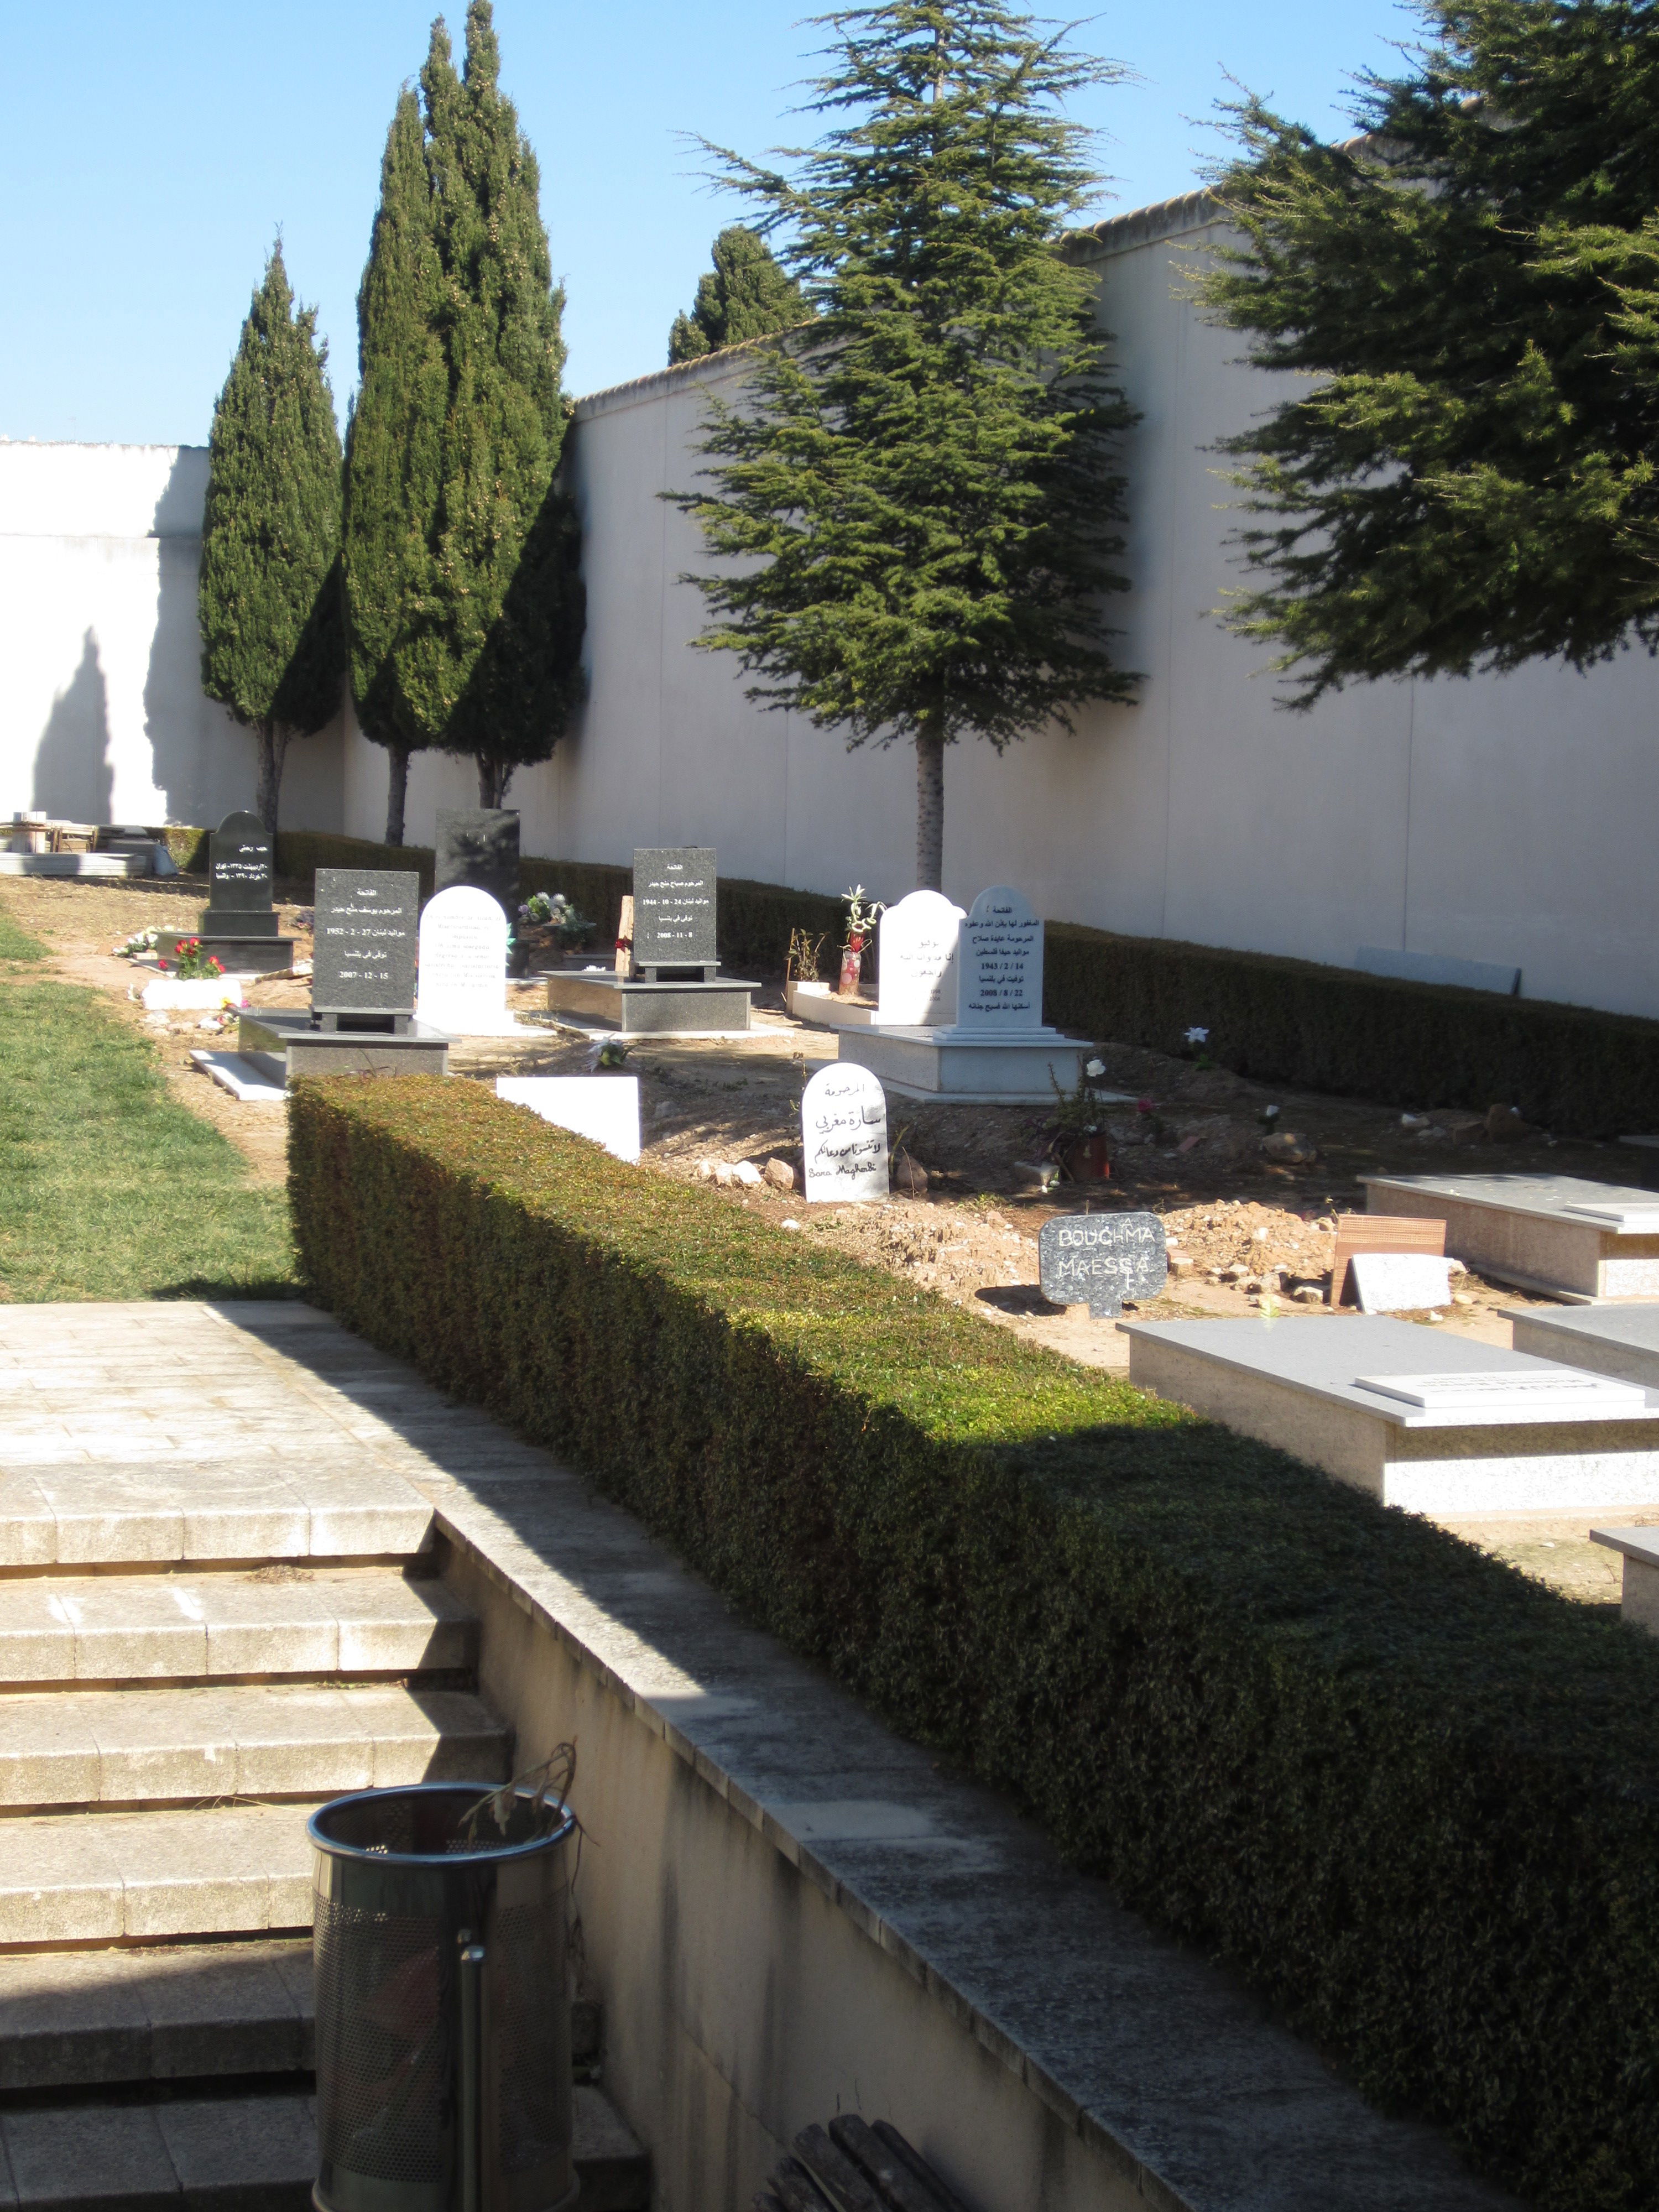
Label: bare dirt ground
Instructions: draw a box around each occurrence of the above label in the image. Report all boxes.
[9,873,1652,1609]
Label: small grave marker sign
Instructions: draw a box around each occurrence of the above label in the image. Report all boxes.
[878,890,963,1026]
[1040,1212,1167,1317]
[417,885,511,1035]
[632,848,717,972]
[957,885,1042,1029]
[313,869,420,1017]
[207,811,276,935]
[801,1064,889,1203]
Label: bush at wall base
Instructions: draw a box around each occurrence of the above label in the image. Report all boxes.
[289,1073,1659,2212]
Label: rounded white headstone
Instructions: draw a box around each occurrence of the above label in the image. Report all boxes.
[801,1064,889,1203]
[956,885,1043,1030]
[877,890,964,1027]
[416,885,513,1035]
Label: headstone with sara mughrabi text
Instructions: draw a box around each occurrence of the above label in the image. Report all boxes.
[955,886,1043,1031]
[801,1063,889,1204]
[312,869,420,1020]
[206,811,278,937]
[632,848,717,972]
[878,890,964,1027]
[416,885,514,1036]
[1039,1212,1167,1317]
[435,808,520,914]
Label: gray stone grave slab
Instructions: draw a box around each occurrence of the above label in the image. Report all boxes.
[1506,1301,1659,1388]
[155,810,293,974]
[632,847,717,975]
[1040,1213,1167,1316]
[312,869,420,1029]
[1361,1171,1659,1301]
[435,808,519,914]
[1117,1313,1659,1515]
[237,1010,450,1086]
[802,1065,888,1203]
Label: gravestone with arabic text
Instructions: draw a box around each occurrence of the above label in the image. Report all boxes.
[416,885,513,1035]
[801,1063,889,1203]
[312,869,419,1023]
[955,885,1043,1030]
[878,890,963,1026]
[632,848,718,974]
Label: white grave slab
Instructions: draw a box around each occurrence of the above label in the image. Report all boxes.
[495,1076,640,1164]
[956,886,1042,1029]
[418,885,518,1036]
[190,1050,286,1103]
[877,891,964,1027]
[1349,1252,1454,1313]
[1116,1314,1659,1514]
[801,1065,889,1203]
[1361,1171,1659,1300]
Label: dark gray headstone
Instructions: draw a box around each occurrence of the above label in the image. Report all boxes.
[436,810,520,912]
[632,848,717,971]
[312,869,419,1016]
[206,811,276,937]
[1039,1212,1167,1317]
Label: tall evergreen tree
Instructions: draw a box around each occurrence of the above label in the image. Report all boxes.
[343,87,446,845]
[1197,0,1659,701]
[416,2,585,808]
[675,1,1136,891]
[668,225,808,363]
[199,244,343,833]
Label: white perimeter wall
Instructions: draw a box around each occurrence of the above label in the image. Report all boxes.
[0,440,343,833]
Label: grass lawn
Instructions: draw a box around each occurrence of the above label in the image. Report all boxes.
[0,907,46,961]
[0,980,296,1301]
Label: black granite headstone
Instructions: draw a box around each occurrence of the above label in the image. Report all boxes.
[206,812,277,937]
[436,810,520,913]
[1039,1212,1167,1318]
[312,869,419,1024]
[632,848,717,974]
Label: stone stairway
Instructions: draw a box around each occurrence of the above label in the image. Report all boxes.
[0,1367,648,2210]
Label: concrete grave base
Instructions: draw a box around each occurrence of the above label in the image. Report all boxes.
[784,980,880,1030]
[545,969,757,1036]
[1119,1314,1659,1515]
[1362,1172,1659,1301]
[1590,1526,1659,1631]
[190,1050,287,1103]
[836,1024,1113,1104]
[237,1009,450,1084]
[1506,1301,1659,1388]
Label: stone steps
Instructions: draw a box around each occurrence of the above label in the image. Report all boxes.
[0,1682,509,1809]
[0,2085,649,2212]
[0,1566,477,1685]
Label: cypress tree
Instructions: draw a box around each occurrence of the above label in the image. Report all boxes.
[668,225,808,363]
[415,2,585,808]
[199,244,344,834]
[675,1,1136,892]
[343,87,446,846]
[1197,0,1659,700]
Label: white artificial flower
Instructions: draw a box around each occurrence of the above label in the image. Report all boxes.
[1085,1058,1105,1079]
[1185,1025,1209,1046]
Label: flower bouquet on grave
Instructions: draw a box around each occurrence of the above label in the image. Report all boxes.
[1045,1058,1117,1181]
[157,938,223,981]
[515,891,595,968]
[838,886,885,998]
[116,926,161,959]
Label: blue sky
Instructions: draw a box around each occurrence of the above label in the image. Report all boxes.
[0,0,1416,446]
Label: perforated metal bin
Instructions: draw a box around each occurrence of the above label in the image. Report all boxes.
[309,1783,577,2212]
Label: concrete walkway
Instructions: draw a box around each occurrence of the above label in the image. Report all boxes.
[0,1300,1521,2211]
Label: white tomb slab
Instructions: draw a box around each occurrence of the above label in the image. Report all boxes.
[189,1050,287,1103]
[801,1064,889,1203]
[1506,1301,1659,1389]
[1349,1251,1454,1313]
[1360,1171,1659,1301]
[495,1076,640,1164]
[836,886,1111,1104]
[1117,1313,1659,1515]
[1588,1525,1659,1634]
[417,885,521,1037]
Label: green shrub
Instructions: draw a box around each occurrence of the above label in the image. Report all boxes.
[274,830,436,900]
[158,826,211,874]
[1045,922,1659,1140]
[291,1074,1659,2210]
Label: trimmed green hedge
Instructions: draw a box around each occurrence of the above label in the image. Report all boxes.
[1045,922,1659,1140]
[291,1074,1659,2210]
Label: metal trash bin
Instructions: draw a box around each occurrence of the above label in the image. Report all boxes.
[310,1782,578,2212]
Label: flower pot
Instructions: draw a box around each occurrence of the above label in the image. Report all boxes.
[1064,1134,1112,1182]
[837,943,864,998]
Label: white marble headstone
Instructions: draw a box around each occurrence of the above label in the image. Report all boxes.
[956,885,1043,1030]
[801,1064,889,1203]
[416,885,514,1035]
[878,891,964,1027]
[495,1076,640,1164]
[1349,1252,1454,1314]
